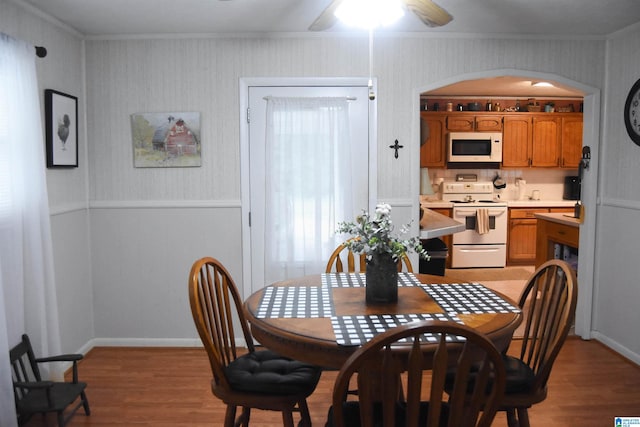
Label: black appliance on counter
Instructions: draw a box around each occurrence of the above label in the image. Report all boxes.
[563,176,581,200]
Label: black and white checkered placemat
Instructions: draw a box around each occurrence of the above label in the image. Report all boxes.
[256,286,333,318]
[421,283,521,314]
[321,272,422,288]
[331,312,464,346]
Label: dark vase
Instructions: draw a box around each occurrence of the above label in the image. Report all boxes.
[365,252,399,304]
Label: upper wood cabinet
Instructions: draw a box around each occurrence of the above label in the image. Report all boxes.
[502,113,583,168]
[561,115,583,168]
[419,111,582,169]
[502,116,532,167]
[531,115,562,167]
[446,114,503,132]
[420,113,446,167]
[475,115,503,131]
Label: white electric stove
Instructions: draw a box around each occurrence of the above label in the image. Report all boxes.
[442,181,508,268]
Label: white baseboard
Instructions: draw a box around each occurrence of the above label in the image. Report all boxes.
[591,332,640,365]
[80,337,250,353]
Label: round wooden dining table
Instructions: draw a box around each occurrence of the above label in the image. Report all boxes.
[244,273,522,370]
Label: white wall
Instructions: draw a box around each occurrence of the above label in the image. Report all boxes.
[592,24,640,361]
[0,0,92,354]
[89,205,241,344]
[8,0,640,363]
[83,35,607,344]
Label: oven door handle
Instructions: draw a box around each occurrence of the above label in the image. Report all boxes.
[457,247,503,253]
[454,209,507,217]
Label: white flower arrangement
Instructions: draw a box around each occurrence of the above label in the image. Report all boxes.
[336,203,429,262]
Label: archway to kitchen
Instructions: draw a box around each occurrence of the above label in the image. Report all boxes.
[412,69,600,340]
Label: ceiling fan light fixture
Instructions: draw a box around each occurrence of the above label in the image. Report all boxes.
[335,0,405,30]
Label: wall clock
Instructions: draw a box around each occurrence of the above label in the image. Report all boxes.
[624,78,640,146]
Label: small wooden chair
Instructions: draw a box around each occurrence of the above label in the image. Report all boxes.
[500,259,578,427]
[9,334,90,427]
[327,320,506,427]
[189,256,322,427]
[325,238,413,273]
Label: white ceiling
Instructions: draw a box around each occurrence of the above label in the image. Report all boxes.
[423,76,586,98]
[17,0,640,37]
[17,0,640,98]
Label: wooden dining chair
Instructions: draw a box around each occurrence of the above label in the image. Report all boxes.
[325,238,413,273]
[499,259,578,427]
[188,257,322,427]
[326,320,506,427]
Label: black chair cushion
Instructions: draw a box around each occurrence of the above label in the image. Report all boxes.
[325,401,448,427]
[16,382,87,413]
[502,354,536,394]
[444,354,536,395]
[224,349,321,395]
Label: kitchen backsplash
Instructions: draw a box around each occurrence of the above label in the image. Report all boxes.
[426,168,577,201]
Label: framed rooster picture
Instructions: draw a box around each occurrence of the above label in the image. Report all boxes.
[45,89,78,168]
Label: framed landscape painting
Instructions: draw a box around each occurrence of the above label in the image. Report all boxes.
[130,112,201,168]
[45,89,78,168]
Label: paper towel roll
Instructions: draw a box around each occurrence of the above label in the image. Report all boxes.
[420,168,434,195]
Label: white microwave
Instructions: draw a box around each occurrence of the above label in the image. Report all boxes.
[447,132,503,163]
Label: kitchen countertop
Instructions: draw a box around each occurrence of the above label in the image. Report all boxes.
[419,208,465,239]
[507,200,577,208]
[533,212,581,227]
[420,198,577,209]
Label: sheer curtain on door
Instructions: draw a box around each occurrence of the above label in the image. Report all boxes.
[264,97,355,284]
[0,33,62,427]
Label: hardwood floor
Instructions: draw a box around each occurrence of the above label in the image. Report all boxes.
[23,337,640,427]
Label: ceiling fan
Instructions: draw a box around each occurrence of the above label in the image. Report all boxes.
[309,0,453,31]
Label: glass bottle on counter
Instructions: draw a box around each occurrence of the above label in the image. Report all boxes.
[486,99,493,111]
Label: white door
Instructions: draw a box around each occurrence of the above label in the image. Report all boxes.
[242,81,375,295]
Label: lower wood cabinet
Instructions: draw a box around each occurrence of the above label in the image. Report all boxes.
[507,207,573,265]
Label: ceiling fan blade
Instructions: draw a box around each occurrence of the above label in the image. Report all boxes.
[404,0,453,27]
[309,0,342,31]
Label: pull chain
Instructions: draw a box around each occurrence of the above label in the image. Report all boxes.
[368,29,375,100]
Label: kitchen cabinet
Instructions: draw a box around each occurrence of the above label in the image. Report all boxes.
[419,111,582,169]
[560,115,583,168]
[446,114,503,132]
[420,113,446,167]
[502,113,582,168]
[502,115,532,167]
[507,207,573,265]
[531,115,562,167]
[534,213,580,270]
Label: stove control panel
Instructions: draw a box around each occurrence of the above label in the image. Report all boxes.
[442,182,493,194]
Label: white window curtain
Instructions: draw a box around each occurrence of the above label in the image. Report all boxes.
[264,97,356,283]
[0,33,62,427]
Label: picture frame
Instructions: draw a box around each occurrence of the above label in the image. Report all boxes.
[130,112,201,168]
[45,89,78,168]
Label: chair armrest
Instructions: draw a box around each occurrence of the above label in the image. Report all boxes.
[14,380,54,391]
[35,354,84,383]
[35,353,83,363]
